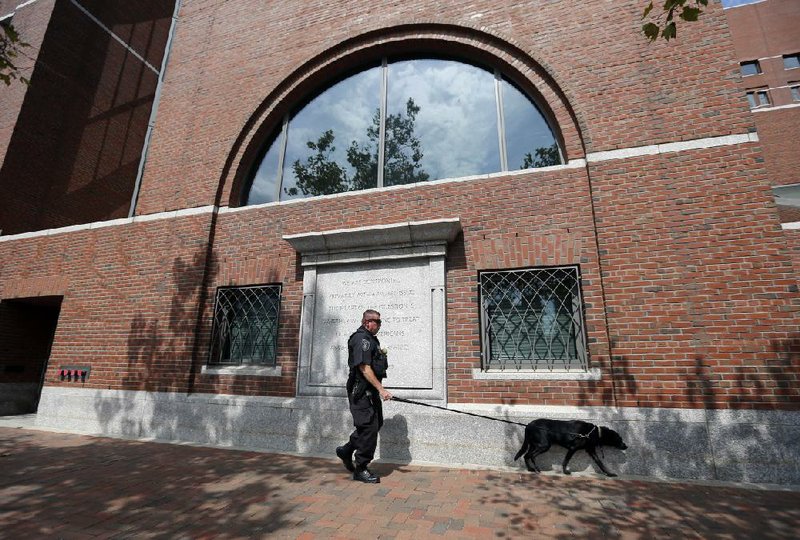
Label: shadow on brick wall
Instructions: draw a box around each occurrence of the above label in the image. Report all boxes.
[90,245,233,444]
[490,349,800,484]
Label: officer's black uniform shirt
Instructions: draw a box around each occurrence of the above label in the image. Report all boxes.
[348,326,380,373]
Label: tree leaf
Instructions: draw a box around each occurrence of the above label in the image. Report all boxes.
[680,6,702,21]
[661,21,677,41]
[642,2,654,19]
[643,23,660,41]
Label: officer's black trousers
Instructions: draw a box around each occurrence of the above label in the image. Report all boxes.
[344,393,384,469]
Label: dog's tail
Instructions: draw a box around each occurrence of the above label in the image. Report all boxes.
[513,440,528,461]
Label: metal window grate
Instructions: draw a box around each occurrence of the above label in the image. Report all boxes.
[208,285,281,366]
[479,266,587,371]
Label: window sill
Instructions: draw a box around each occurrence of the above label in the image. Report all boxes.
[472,368,601,380]
[202,365,282,377]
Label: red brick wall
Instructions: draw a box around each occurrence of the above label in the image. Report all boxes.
[725,0,800,72]
[195,166,612,402]
[0,213,213,393]
[0,0,56,173]
[590,146,799,408]
[1,1,798,411]
[724,0,800,189]
[785,228,800,277]
[136,0,753,215]
[753,108,800,188]
[0,0,173,235]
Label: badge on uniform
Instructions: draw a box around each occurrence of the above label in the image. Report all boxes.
[361,339,371,352]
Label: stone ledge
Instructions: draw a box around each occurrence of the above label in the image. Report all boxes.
[283,218,461,256]
[472,368,601,380]
[201,365,282,377]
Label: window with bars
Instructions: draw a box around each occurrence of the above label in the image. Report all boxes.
[208,285,281,366]
[479,267,587,372]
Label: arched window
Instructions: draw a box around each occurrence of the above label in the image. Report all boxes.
[245,57,561,205]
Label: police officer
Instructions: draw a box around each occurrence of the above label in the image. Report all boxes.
[336,309,392,483]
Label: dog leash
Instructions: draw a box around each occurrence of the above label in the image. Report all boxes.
[391,397,528,427]
[392,396,593,438]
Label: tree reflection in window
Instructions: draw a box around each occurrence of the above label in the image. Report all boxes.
[245,58,562,205]
[288,98,428,197]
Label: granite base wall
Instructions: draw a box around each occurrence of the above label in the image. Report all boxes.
[33,387,800,485]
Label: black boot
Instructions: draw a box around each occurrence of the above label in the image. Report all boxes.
[335,446,354,472]
[353,467,380,484]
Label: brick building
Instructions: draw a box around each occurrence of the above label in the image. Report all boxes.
[723,0,800,263]
[1,0,798,483]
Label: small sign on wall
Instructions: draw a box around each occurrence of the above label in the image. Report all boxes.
[59,366,90,382]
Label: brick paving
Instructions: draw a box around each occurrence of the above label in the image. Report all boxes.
[1,427,799,539]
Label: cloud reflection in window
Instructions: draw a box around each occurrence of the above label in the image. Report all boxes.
[245,57,561,205]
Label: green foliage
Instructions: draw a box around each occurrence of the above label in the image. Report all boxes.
[375,98,429,186]
[521,143,560,169]
[345,108,382,191]
[289,97,428,197]
[641,0,708,42]
[286,130,350,197]
[0,20,30,86]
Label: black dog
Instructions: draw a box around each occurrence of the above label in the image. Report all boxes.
[514,419,628,477]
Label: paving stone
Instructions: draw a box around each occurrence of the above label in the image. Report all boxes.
[1,427,800,538]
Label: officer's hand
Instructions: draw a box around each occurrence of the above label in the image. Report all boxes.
[380,389,393,401]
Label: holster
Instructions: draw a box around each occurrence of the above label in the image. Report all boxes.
[350,377,367,403]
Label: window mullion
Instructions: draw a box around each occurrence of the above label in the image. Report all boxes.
[275,115,289,202]
[494,70,508,172]
[377,58,388,188]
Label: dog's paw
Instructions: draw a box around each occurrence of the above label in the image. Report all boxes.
[563,470,572,475]
[605,472,618,478]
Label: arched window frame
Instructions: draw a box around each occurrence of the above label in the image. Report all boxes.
[242,54,564,205]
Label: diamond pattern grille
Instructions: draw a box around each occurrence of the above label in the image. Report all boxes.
[479,267,587,371]
[209,286,281,366]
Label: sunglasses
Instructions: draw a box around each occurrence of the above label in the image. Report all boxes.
[366,318,382,325]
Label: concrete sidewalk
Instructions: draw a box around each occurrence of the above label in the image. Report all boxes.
[1,425,799,539]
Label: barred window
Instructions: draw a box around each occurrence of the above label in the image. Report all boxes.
[479,267,587,371]
[208,285,281,366]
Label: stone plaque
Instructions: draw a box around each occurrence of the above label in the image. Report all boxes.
[309,259,432,389]
[287,218,458,401]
